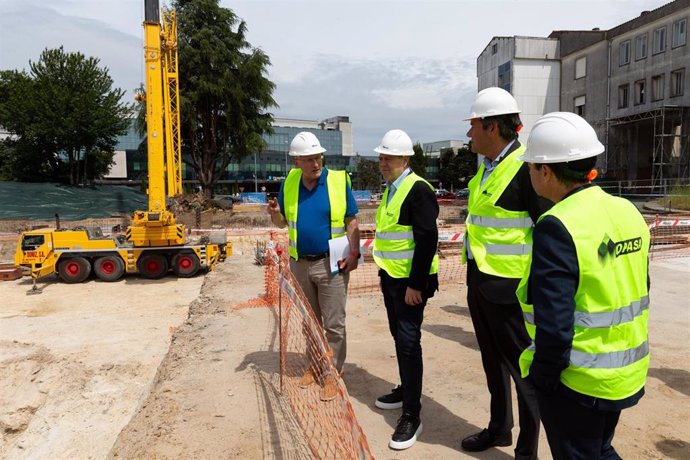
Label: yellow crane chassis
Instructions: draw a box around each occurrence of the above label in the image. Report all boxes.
[15,228,229,283]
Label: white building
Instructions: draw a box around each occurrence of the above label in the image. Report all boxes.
[476,36,561,139]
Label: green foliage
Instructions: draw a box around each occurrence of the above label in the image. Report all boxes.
[0,142,14,180]
[439,145,478,189]
[665,185,690,210]
[0,140,52,181]
[0,48,130,184]
[410,142,428,178]
[356,157,382,191]
[86,150,116,180]
[173,0,277,198]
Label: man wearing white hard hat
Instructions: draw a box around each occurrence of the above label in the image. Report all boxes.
[371,129,439,450]
[461,87,549,459]
[517,112,650,460]
[267,131,360,402]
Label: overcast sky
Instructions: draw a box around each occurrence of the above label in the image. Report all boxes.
[0,0,668,154]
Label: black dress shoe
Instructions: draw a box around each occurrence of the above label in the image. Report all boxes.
[461,428,512,452]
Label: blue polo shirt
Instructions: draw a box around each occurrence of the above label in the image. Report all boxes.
[278,168,359,255]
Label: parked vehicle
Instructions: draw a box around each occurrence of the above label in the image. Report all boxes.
[455,188,469,199]
[436,190,457,200]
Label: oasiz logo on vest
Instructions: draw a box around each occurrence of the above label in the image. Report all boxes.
[598,236,643,259]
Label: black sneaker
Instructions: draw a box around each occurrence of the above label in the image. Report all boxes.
[375,385,403,410]
[389,413,423,450]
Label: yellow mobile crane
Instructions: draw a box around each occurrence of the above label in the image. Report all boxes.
[14,0,229,283]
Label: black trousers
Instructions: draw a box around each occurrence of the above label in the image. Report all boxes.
[381,271,426,418]
[537,388,622,460]
[466,262,540,459]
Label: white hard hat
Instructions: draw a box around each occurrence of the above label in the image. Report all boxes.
[374,129,414,156]
[289,131,326,156]
[520,112,605,163]
[464,87,521,120]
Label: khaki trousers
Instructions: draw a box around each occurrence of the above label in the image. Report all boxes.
[290,256,349,373]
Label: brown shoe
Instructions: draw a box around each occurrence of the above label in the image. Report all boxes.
[319,375,338,401]
[298,368,316,388]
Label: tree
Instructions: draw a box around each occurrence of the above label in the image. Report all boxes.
[438,145,478,189]
[0,49,130,184]
[455,144,479,186]
[0,70,56,181]
[174,0,277,198]
[356,157,382,191]
[409,142,428,178]
[0,142,14,181]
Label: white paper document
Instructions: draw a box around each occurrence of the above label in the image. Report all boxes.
[328,235,364,274]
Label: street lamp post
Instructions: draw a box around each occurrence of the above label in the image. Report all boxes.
[254,151,258,192]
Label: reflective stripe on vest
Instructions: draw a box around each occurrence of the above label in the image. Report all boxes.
[373,173,438,278]
[522,295,649,329]
[524,340,649,369]
[467,215,533,228]
[463,144,534,278]
[283,168,350,260]
[373,249,415,260]
[485,243,532,256]
[376,231,414,240]
[518,186,650,400]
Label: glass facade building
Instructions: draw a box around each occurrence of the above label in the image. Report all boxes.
[422,140,468,185]
[113,116,354,193]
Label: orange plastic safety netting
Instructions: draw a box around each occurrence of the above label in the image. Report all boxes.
[239,232,374,459]
[648,213,690,260]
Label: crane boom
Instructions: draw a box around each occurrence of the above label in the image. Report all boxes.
[128,0,185,246]
[143,0,167,213]
[162,9,183,197]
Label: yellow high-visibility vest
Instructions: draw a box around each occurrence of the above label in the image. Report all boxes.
[518,186,650,400]
[463,145,533,278]
[284,168,349,260]
[374,172,438,278]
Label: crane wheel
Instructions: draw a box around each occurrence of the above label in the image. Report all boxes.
[94,255,125,282]
[172,252,200,278]
[137,254,169,279]
[58,257,92,283]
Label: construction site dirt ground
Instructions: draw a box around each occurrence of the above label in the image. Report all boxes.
[1,236,689,459]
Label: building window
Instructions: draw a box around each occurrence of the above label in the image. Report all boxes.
[652,74,665,101]
[575,56,586,79]
[574,95,586,116]
[671,68,685,96]
[497,61,511,92]
[620,40,631,65]
[673,18,687,47]
[635,79,646,105]
[653,27,666,54]
[618,84,629,108]
[635,34,648,60]
[492,43,498,54]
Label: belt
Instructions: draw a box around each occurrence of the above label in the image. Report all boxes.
[299,253,329,261]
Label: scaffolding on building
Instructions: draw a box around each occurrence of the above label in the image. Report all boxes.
[606,106,690,192]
